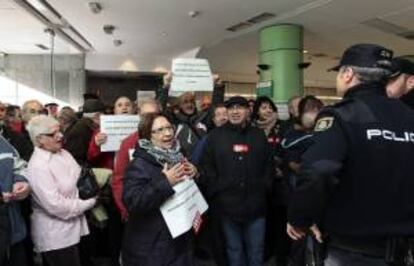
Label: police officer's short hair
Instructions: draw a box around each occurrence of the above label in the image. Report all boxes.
[341,65,392,84]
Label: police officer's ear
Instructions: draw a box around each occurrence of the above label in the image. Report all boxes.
[407,75,414,91]
[339,67,355,83]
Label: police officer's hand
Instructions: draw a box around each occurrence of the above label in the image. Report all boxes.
[287,223,323,243]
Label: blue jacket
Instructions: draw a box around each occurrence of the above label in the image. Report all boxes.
[0,135,28,245]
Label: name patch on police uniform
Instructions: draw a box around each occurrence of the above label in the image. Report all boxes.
[315,117,334,132]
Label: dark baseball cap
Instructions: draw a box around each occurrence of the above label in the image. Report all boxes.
[82,99,105,113]
[329,43,393,71]
[45,102,58,108]
[224,96,249,108]
[391,57,414,75]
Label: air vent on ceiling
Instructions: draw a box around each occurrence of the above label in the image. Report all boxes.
[226,22,253,32]
[35,44,49,50]
[362,18,413,41]
[226,12,276,32]
[246,12,276,24]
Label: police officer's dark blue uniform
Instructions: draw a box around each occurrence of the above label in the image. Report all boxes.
[287,44,414,266]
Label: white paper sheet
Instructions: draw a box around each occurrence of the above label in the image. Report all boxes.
[160,178,208,238]
[100,115,139,152]
[170,58,213,92]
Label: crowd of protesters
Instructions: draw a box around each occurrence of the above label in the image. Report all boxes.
[0,53,413,266]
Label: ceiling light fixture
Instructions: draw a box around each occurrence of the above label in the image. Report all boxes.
[35,43,49,50]
[188,10,200,18]
[103,25,115,35]
[88,2,102,14]
[113,40,123,47]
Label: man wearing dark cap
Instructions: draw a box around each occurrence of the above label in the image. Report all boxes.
[64,99,105,164]
[44,102,59,118]
[387,57,414,109]
[287,44,414,266]
[199,96,273,266]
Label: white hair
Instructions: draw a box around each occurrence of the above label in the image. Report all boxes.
[27,115,59,146]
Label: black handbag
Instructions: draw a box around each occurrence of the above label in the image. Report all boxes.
[77,166,99,200]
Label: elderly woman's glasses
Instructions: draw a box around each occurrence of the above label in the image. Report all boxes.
[40,131,61,138]
[151,126,174,135]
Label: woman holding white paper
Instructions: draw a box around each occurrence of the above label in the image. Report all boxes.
[86,95,134,266]
[122,113,198,266]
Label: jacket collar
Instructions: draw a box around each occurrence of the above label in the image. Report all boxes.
[132,146,163,167]
[33,147,61,162]
[343,82,386,99]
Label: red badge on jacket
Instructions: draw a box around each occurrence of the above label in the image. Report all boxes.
[233,144,249,153]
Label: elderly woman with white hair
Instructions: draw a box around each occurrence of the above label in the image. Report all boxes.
[26,115,96,266]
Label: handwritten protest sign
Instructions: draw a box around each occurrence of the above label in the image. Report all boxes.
[160,178,208,238]
[100,115,139,152]
[170,58,213,92]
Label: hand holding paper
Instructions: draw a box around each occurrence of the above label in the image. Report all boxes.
[163,163,186,185]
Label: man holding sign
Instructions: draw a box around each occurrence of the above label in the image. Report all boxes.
[161,61,225,157]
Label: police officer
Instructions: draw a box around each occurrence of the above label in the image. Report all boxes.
[387,57,414,109]
[286,43,414,266]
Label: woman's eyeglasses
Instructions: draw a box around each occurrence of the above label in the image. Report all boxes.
[151,126,174,135]
[40,131,61,138]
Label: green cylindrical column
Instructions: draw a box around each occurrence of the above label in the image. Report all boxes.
[258,24,304,103]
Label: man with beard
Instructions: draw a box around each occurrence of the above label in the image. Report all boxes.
[161,73,225,156]
[387,57,414,109]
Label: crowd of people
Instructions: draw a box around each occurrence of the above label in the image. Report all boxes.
[0,43,413,266]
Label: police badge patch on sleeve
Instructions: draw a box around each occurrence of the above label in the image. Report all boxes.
[315,117,334,132]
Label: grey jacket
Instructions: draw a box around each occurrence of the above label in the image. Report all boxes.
[0,135,28,245]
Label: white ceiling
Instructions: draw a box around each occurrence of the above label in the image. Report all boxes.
[0,0,413,87]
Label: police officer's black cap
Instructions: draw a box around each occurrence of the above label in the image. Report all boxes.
[224,96,249,108]
[391,57,414,76]
[328,43,393,72]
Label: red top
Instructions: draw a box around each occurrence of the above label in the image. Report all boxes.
[87,129,115,170]
[112,131,139,220]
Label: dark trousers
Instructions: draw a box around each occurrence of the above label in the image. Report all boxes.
[265,205,290,265]
[325,246,388,266]
[42,244,81,266]
[1,241,28,266]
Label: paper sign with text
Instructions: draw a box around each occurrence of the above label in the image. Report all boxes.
[100,115,139,152]
[170,58,213,92]
[160,178,208,238]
